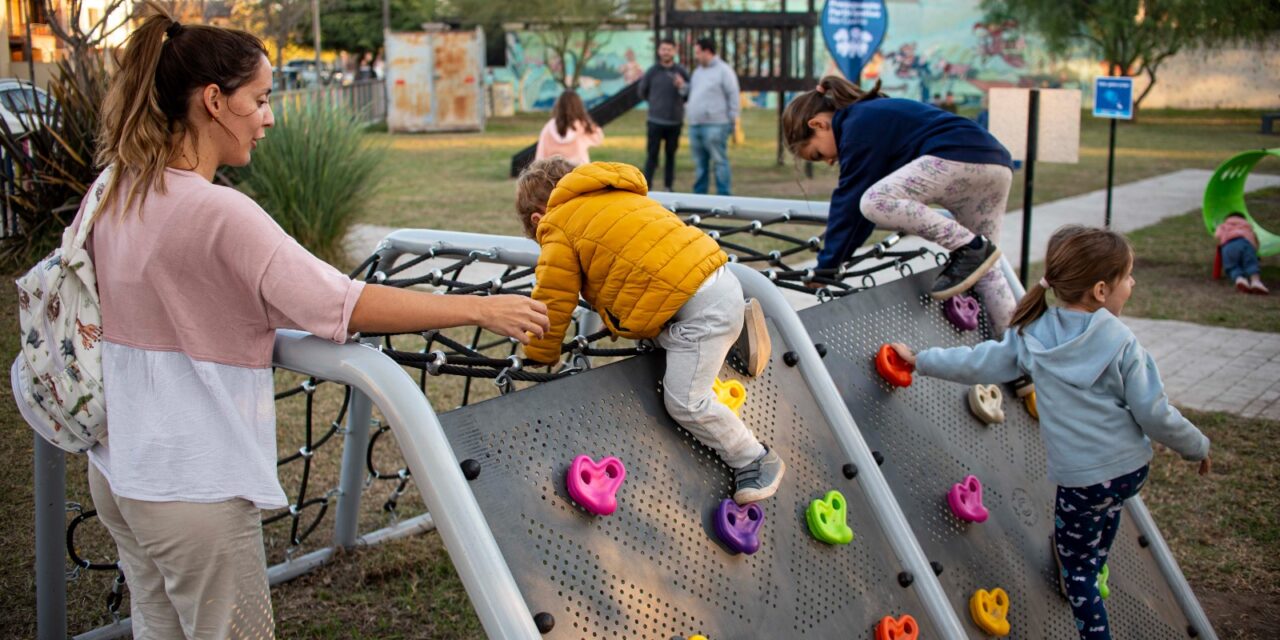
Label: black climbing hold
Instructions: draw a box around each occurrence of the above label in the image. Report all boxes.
[1187,624,1198,638]
[534,612,555,633]
[814,343,828,357]
[931,561,944,576]
[1138,534,1150,548]
[873,451,885,466]
[897,571,914,587]
[842,463,858,479]
[783,351,799,367]
[461,458,481,481]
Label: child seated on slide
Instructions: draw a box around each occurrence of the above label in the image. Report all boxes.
[890,225,1210,640]
[1215,212,1268,294]
[515,158,784,504]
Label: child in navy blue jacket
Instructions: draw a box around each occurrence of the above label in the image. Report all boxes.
[892,226,1211,640]
[782,76,1017,333]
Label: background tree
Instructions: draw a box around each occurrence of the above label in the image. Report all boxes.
[982,0,1280,112]
[444,0,648,91]
[310,0,437,67]
[231,0,311,74]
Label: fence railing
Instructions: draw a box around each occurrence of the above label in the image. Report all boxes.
[270,79,386,125]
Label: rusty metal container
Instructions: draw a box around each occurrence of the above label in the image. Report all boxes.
[385,27,486,133]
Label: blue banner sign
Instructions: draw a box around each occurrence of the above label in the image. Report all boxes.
[821,0,888,82]
[1093,76,1134,120]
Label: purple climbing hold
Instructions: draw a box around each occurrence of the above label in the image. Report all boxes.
[943,294,981,332]
[715,498,764,555]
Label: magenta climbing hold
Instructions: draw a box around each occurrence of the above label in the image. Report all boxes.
[714,498,764,555]
[943,294,981,332]
[566,455,626,515]
[947,475,989,523]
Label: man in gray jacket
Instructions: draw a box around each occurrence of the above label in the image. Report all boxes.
[638,38,690,192]
[686,37,740,195]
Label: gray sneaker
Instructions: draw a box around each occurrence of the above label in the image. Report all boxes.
[733,447,786,504]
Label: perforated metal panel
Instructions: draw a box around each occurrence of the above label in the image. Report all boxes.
[801,268,1195,639]
[440,326,940,639]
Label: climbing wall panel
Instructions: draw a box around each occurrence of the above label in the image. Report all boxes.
[802,268,1195,639]
[439,328,939,639]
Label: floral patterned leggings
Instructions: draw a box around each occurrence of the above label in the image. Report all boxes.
[861,155,1016,334]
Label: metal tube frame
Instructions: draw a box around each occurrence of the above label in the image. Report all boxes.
[35,330,538,640]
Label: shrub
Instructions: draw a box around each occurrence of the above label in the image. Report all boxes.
[235,102,385,265]
[0,55,108,271]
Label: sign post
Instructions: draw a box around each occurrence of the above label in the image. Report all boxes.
[820,0,888,83]
[1093,76,1134,228]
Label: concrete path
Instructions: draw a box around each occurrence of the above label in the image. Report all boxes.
[1124,318,1280,421]
[345,170,1280,419]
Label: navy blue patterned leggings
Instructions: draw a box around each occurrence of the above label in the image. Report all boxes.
[1054,465,1149,640]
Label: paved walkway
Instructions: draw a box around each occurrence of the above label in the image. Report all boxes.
[1124,318,1280,421]
[345,170,1280,419]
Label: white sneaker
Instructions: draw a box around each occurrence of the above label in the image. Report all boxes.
[1249,276,1270,295]
[1235,277,1252,294]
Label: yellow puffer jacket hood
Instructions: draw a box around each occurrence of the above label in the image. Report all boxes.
[524,162,728,364]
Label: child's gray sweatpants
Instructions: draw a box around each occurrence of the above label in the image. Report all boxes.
[657,267,766,469]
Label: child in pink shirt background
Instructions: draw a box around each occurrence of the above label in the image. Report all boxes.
[1215,213,1268,294]
[534,90,604,165]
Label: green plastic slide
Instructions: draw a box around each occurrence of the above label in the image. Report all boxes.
[1203,148,1280,257]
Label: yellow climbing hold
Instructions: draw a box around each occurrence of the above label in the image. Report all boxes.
[713,377,746,415]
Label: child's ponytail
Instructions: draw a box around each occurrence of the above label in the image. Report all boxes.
[1009,225,1134,333]
[781,75,887,157]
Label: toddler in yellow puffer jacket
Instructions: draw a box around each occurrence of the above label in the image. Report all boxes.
[515,158,785,504]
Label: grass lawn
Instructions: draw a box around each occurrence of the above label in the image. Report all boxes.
[359,107,1279,234]
[3,108,1278,638]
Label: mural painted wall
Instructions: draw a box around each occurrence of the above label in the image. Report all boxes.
[490,0,1276,113]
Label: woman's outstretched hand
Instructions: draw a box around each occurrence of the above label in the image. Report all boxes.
[479,295,549,344]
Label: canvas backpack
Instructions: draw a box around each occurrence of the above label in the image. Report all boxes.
[11,168,112,453]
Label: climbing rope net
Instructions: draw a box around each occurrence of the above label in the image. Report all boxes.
[61,200,949,627]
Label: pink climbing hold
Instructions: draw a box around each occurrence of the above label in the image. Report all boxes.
[566,455,626,515]
[947,475,989,523]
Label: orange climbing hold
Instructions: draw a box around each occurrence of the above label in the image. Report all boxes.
[875,344,914,387]
[875,614,919,640]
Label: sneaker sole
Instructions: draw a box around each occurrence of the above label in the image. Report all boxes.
[1051,534,1068,599]
[930,246,1003,300]
[1236,282,1253,294]
[737,298,772,377]
[733,457,786,504]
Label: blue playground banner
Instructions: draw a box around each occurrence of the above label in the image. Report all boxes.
[821,0,888,82]
[1093,76,1134,120]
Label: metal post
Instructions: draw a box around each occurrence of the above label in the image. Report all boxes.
[333,366,375,549]
[273,331,540,639]
[1019,88,1039,287]
[1125,496,1220,640]
[1105,116,1117,228]
[728,264,970,640]
[35,435,68,640]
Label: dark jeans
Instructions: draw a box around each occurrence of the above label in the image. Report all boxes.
[643,122,682,191]
[1221,237,1261,280]
[1055,465,1149,640]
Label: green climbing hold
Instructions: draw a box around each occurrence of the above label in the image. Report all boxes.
[1097,563,1110,599]
[806,489,854,545]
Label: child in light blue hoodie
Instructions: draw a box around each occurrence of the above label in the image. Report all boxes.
[891,225,1210,640]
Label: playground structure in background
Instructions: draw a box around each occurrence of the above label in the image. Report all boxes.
[33,194,1218,639]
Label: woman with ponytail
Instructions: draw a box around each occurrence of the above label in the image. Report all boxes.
[889,225,1210,640]
[76,4,546,637]
[781,76,1017,333]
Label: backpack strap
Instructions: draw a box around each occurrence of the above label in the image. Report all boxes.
[65,166,113,253]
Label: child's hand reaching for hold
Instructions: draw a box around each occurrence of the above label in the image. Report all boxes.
[889,342,917,367]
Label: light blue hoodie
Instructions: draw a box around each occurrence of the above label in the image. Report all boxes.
[917,307,1210,488]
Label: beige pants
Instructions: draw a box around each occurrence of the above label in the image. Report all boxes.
[88,463,275,640]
